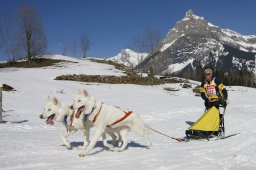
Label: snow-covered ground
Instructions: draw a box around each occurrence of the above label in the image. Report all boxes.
[0,55,256,170]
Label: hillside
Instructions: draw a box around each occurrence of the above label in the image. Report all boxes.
[0,55,256,169]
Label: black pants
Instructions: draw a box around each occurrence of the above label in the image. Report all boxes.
[205,100,220,110]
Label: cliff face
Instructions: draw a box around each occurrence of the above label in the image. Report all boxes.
[137,10,256,76]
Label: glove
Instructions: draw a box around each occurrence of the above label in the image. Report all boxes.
[205,99,213,108]
[222,100,227,108]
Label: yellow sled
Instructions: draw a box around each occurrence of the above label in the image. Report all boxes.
[189,106,220,132]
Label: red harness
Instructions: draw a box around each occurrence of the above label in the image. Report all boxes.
[92,106,133,127]
[106,111,133,127]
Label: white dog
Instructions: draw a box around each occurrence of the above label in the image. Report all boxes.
[40,96,117,149]
[70,89,152,157]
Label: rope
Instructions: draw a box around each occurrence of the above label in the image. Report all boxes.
[144,123,184,142]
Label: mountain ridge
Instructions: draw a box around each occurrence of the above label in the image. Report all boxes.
[136,10,256,78]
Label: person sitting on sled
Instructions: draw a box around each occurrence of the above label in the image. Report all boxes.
[200,67,228,110]
[184,67,229,140]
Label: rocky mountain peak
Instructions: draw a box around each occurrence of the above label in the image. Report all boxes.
[185,9,194,17]
[161,10,221,53]
[136,10,256,83]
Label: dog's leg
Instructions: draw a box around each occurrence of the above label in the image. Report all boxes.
[133,128,152,147]
[79,126,104,157]
[102,128,118,149]
[101,131,113,149]
[110,128,128,152]
[117,130,123,147]
[80,129,90,150]
[105,128,117,147]
[131,118,152,147]
[144,127,152,147]
[62,130,77,149]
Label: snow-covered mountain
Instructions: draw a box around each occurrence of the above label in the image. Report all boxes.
[137,10,256,75]
[109,49,148,68]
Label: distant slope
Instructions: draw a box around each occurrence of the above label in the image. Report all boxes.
[109,49,148,68]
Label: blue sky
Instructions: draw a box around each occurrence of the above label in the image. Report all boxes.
[0,0,256,60]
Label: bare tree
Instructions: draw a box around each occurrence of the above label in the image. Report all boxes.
[0,84,2,123]
[18,5,47,62]
[132,29,162,54]
[80,34,90,58]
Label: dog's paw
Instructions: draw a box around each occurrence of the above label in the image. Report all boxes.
[109,147,119,152]
[79,153,86,157]
[110,147,125,152]
[108,147,115,151]
[79,145,87,150]
[79,154,85,157]
[118,141,124,147]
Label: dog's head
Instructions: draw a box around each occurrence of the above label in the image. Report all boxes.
[39,96,66,125]
[70,89,96,119]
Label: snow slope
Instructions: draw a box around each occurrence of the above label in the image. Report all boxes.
[0,55,256,170]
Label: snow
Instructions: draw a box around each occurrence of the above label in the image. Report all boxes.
[239,46,249,52]
[1,56,256,169]
[108,49,148,68]
[221,36,256,52]
[181,17,190,22]
[222,29,242,38]
[222,29,256,51]
[166,59,194,73]
[222,29,256,40]
[182,14,204,21]
[236,41,256,49]
[232,57,243,70]
[40,54,82,62]
[208,22,215,27]
[243,35,256,40]
[160,39,177,52]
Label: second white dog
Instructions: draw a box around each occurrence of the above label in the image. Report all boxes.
[70,89,152,157]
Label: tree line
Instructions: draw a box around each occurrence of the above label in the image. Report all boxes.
[0,4,90,63]
[177,65,256,88]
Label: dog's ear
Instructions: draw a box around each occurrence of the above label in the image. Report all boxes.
[83,89,89,97]
[52,97,58,105]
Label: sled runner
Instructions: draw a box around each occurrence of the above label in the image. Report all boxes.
[145,103,239,143]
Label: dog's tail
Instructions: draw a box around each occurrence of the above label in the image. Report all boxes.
[130,116,152,147]
[130,116,153,136]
